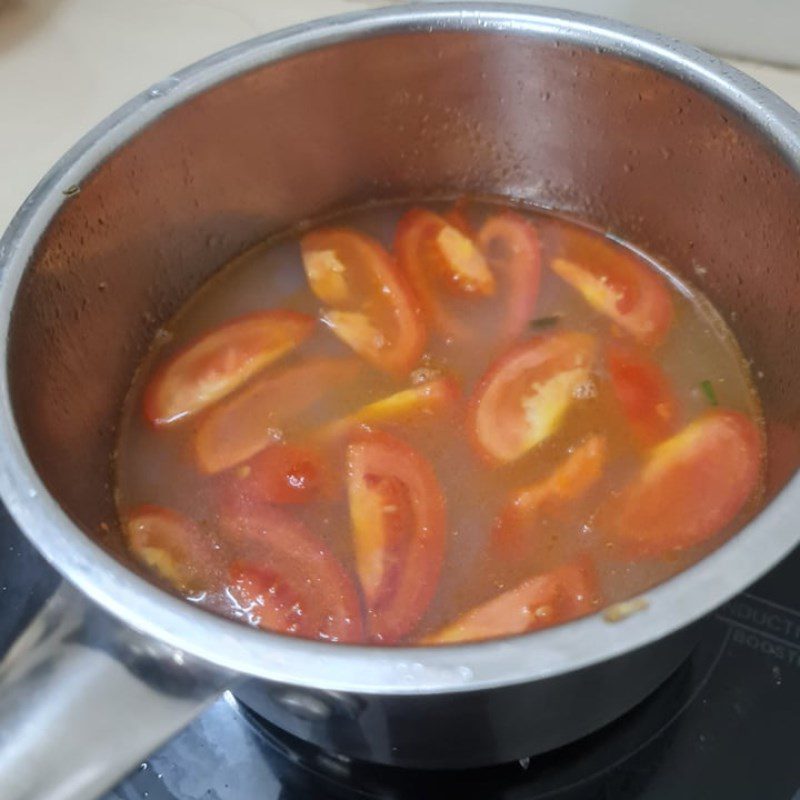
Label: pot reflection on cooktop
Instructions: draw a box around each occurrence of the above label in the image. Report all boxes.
[2,501,800,800]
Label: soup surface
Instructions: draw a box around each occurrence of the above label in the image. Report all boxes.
[115,199,764,645]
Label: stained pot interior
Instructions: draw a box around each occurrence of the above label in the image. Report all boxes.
[7,28,800,553]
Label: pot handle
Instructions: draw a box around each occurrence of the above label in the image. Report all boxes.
[0,581,233,800]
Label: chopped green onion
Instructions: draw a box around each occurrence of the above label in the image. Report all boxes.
[62,185,81,197]
[700,379,718,406]
[529,314,562,330]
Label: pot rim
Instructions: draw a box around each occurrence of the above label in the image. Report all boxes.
[1,2,798,695]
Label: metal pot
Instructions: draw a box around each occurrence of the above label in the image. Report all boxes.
[0,4,798,798]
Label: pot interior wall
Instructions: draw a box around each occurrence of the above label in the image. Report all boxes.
[7,29,800,546]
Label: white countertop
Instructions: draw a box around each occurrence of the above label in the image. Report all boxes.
[2,0,800,231]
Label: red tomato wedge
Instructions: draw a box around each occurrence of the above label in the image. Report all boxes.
[194,357,359,474]
[549,228,673,346]
[605,409,762,557]
[143,310,315,426]
[397,208,495,301]
[346,430,447,643]
[396,208,540,345]
[607,344,679,445]
[443,198,474,238]
[124,505,217,592]
[469,332,598,464]
[300,228,425,376]
[237,443,328,504]
[494,435,607,556]
[322,375,460,440]
[476,211,542,344]
[222,498,364,642]
[425,558,601,644]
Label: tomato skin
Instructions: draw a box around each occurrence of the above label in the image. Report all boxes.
[396,208,541,346]
[228,562,311,637]
[221,497,364,642]
[425,558,601,644]
[346,430,447,643]
[605,409,762,557]
[443,198,474,238]
[476,211,541,345]
[194,357,359,474]
[549,228,673,346]
[607,345,679,445]
[143,310,315,426]
[237,443,328,505]
[397,207,494,306]
[123,505,217,592]
[300,227,425,376]
[468,331,598,465]
[493,435,607,557]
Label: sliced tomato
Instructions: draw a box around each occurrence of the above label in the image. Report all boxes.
[605,409,762,557]
[237,443,328,504]
[228,562,311,637]
[124,505,217,592]
[396,208,540,346]
[468,332,597,464]
[425,558,601,644]
[397,208,495,303]
[346,430,447,643]
[222,498,364,642]
[143,310,315,426]
[549,227,673,346]
[494,435,607,556]
[443,198,475,238]
[194,357,359,474]
[300,227,425,376]
[607,344,679,445]
[323,375,460,440]
[476,211,542,344]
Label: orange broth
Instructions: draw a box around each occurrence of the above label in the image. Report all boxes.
[114,199,764,645]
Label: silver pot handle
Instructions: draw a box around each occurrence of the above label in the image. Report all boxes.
[0,581,233,800]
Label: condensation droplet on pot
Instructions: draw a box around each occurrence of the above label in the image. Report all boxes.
[147,76,181,98]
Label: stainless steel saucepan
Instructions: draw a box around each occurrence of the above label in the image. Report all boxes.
[0,4,798,799]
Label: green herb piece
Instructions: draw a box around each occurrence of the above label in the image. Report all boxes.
[700,379,718,406]
[529,314,562,330]
[62,185,81,197]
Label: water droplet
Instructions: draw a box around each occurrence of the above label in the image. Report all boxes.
[147,76,181,99]
[457,665,474,681]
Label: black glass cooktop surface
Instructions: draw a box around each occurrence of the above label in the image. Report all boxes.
[2,500,799,800]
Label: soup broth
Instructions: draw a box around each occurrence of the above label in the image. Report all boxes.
[114,199,764,645]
